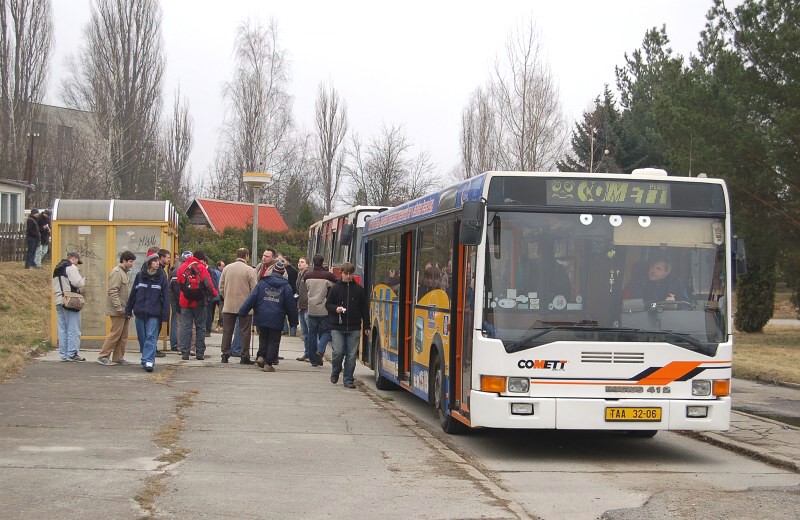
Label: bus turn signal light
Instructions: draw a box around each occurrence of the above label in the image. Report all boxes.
[713,379,730,397]
[481,375,506,393]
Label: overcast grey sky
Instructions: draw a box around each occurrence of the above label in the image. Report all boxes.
[46,0,724,186]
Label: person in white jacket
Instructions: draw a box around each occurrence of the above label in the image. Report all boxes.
[52,252,87,361]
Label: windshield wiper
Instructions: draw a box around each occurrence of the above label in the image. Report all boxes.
[505,325,712,353]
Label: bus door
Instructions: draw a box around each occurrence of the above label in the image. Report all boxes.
[399,231,414,385]
[457,244,478,414]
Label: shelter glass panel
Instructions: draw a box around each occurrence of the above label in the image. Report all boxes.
[59,225,108,336]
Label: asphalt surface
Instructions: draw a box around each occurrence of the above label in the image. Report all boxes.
[0,331,798,519]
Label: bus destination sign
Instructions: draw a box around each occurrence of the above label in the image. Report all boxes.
[546,179,670,209]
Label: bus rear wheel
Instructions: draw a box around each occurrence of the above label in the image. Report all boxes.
[373,335,396,391]
[431,354,467,434]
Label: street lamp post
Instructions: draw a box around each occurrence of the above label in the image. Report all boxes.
[242,171,273,266]
[25,132,40,208]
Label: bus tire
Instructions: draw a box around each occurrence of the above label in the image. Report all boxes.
[373,336,396,391]
[628,430,658,438]
[431,353,467,434]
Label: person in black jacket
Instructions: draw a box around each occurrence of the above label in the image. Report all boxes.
[325,262,370,388]
[35,209,51,267]
[125,253,169,372]
[25,208,40,269]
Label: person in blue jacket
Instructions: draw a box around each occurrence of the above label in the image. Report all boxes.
[126,253,170,372]
[238,260,298,372]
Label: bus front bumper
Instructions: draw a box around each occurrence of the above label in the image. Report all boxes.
[468,391,731,431]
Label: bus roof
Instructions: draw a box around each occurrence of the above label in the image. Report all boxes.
[364,170,728,234]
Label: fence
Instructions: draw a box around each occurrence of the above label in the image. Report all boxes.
[0,223,26,262]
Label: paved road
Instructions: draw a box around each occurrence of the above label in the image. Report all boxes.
[1,334,799,519]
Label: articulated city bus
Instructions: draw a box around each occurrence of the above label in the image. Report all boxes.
[307,206,389,282]
[361,170,745,435]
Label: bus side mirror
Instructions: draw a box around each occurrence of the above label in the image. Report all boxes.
[339,223,354,245]
[460,200,485,245]
[734,237,747,276]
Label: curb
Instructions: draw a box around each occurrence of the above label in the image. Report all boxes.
[683,429,800,474]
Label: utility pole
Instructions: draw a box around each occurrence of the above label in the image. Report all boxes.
[25,132,40,208]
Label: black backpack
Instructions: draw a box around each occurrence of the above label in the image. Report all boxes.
[181,263,205,301]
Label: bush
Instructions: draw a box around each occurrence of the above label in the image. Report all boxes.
[179,225,308,265]
[735,256,776,332]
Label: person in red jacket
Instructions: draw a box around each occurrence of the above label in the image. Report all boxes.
[176,250,218,360]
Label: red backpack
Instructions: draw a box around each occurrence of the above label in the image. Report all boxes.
[181,263,204,301]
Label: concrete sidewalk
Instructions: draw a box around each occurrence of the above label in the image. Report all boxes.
[0,332,524,519]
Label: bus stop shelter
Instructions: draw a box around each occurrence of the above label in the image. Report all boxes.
[50,199,180,349]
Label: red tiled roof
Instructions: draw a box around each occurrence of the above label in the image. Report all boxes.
[194,199,288,233]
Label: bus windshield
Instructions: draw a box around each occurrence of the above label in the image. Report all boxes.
[482,211,728,354]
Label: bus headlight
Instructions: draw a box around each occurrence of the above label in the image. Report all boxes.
[692,380,712,396]
[507,377,530,393]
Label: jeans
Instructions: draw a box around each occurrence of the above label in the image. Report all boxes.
[232,316,243,356]
[56,304,81,359]
[330,329,361,385]
[25,237,38,267]
[35,243,49,267]
[180,305,207,356]
[305,315,330,360]
[169,300,180,350]
[298,309,309,338]
[136,316,160,366]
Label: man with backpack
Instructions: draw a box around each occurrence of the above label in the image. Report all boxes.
[176,250,218,360]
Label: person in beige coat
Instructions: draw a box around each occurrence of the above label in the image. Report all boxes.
[219,248,257,364]
[98,251,136,365]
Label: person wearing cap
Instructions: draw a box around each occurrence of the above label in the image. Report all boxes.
[97,250,136,366]
[176,250,218,360]
[35,209,51,267]
[52,252,86,361]
[326,261,370,388]
[25,208,41,269]
[125,253,169,372]
[238,260,298,372]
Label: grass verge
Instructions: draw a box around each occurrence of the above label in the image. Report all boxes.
[0,263,52,382]
[734,325,800,385]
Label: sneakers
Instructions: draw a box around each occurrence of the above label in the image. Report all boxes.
[181,353,190,360]
[296,355,308,361]
[316,352,324,367]
[69,354,86,362]
[144,362,154,373]
[116,359,131,365]
[97,356,113,366]
[240,357,255,365]
[221,354,229,363]
[256,356,265,368]
[196,354,205,360]
[330,373,340,384]
[155,350,166,358]
[344,381,356,389]
[262,364,275,372]
[170,346,179,351]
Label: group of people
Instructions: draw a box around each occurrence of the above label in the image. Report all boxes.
[24,208,51,269]
[51,244,371,388]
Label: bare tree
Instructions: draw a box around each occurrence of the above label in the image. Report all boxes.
[489,20,566,171]
[347,124,439,207]
[161,86,193,208]
[210,17,293,203]
[314,81,348,213]
[61,0,165,199]
[458,86,499,179]
[0,0,53,190]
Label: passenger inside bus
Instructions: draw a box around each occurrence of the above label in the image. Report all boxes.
[624,257,689,305]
